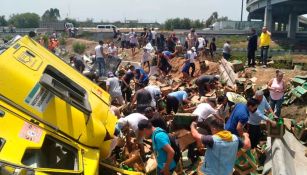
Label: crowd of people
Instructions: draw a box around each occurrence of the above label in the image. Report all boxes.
[58,25,280,174]
[77,26,286,175]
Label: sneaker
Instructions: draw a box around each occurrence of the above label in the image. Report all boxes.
[262,65,267,68]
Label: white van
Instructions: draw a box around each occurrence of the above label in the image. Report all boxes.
[96,25,117,31]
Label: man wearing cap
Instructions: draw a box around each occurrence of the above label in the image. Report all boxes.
[195,75,220,98]
[106,72,124,105]
[248,90,276,148]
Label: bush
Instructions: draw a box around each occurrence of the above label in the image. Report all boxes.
[59,37,66,45]
[72,42,86,54]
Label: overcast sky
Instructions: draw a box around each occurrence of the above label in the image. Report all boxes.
[2,0,248,22]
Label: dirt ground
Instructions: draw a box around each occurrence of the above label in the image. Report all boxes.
[65,38,307,122]
[246,66,307,121]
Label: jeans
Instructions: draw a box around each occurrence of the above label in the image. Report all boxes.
[96,57,105,77]
[260,46,269,65]
[223,53,231,60]
[189,63,195,77]
[247,124,261,149]
[247,49,256,66]
[166,95,179,114]
[270,96,284,117]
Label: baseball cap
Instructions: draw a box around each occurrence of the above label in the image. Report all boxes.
[108,72,114,78]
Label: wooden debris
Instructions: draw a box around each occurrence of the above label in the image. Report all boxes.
[219,58,238,88]
[234,150,257,175]
[161,86,173,96]
[174,129,195,151]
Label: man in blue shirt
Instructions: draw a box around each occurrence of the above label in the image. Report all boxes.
[166,89,192,114]
[225,98,259,136]
[138,120,176,175]
[133,67,149,88]
[248,90,276,148]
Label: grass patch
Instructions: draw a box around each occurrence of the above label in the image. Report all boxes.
[72,42,86,54]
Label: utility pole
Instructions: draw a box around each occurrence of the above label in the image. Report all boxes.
[241,0,244,21]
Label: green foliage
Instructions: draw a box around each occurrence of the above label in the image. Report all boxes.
[164,18,204,30]
[72,42,86,54]
[8,13,40,28]
[0,16,7,26]
[59,37,66,45]
[4,35,13,41]
[42,8,60,22]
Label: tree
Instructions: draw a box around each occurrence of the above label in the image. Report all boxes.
[0,16,7,26]
[42,8,60,22]
[164,18,203,30]
[8,13,40,28]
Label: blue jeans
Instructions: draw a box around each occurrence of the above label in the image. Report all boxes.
[270,96,284,117]
[261,46,269,65]
[96,57,105,77]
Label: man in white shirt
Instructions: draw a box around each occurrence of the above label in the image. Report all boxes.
[197,36,206,50]
[95,40,106,77]
[144,85,161,108]
[151,28,157,46]
[193,101,217,123]
[116,113,148,155]
[223,41,231,60]
[187,47,197,77]
[108,42,118,57]
[106,72,124,105]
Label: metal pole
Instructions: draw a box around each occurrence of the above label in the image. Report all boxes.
[241,0,244,21]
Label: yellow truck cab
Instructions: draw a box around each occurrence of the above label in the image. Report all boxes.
[0,35,118,174]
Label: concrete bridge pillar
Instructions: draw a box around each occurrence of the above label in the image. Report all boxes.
[277,22,282,31]
[288,13,298,39]
[264,0,273,31]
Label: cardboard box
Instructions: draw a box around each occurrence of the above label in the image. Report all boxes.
[174,129,196,151]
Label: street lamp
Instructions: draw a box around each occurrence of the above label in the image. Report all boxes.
[241,0,244,21]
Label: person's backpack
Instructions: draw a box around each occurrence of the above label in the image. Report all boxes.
[153,130,181,164]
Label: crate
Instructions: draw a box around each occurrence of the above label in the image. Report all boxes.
[294,125,307,142]
[267,122,285,139]
[234,150,257,175]
[172,113,197,131]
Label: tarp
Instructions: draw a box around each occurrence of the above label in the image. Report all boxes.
[263,131,307,175]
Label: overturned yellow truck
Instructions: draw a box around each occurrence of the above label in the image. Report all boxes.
[0,36,139,175]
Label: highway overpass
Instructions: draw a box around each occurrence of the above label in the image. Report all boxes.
[246,0,307,39]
